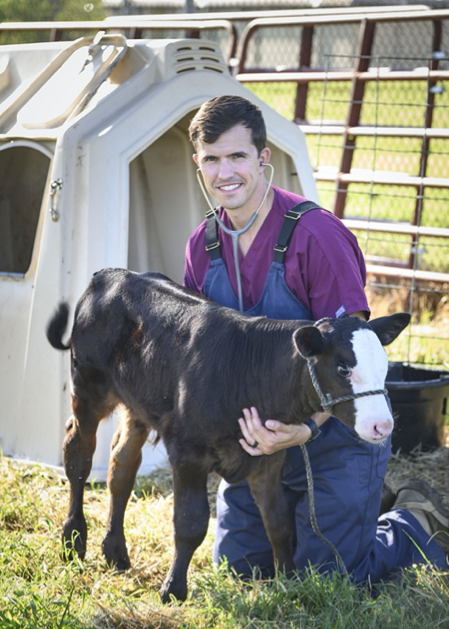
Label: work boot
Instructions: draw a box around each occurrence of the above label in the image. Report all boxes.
[393,478,449,553]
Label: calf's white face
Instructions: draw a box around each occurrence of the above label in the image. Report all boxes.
[294,312,410,444]
[349,328,392,443]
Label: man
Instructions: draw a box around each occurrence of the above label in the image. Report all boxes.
[183,94,449,582]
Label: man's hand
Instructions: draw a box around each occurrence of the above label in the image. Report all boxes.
[239,407,331,456]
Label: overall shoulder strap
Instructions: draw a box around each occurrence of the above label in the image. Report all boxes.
[273,200,322,263]
[205,209,221,260]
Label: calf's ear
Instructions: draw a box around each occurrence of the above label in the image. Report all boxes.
[369,312,411,346]
[293,326,325,358]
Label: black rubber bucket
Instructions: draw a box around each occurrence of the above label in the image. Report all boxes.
[386,362,449,453]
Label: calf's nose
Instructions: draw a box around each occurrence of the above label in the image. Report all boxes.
[370,417,393,441]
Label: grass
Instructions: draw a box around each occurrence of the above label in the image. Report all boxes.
[385,321,449,370]
[1,452,449,629]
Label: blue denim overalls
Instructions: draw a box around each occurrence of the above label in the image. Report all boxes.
[204,205,446,582]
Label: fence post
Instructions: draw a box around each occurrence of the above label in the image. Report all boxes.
[333,18,376,218]
[294,25,314,123]
[409,19,443,271]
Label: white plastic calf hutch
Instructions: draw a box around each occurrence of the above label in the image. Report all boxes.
[0,34,318,480]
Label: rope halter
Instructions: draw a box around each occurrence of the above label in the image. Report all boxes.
[306,358,388,415]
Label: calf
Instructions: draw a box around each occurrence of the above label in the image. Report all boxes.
[46,268,410,602]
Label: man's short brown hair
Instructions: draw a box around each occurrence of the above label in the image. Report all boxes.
[189,95,267,154]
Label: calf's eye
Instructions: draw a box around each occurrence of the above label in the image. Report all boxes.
[337,363,351,378]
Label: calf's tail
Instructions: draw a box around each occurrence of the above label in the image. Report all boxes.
[46,302,71,351]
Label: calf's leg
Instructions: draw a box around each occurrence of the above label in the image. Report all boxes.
[62,382,117,561]
[102,411,150,570]
[62,414,94,559]
[160,457,210,603]
[247,452,295,575]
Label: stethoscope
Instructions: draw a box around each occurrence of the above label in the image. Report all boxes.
[196,161,275,312]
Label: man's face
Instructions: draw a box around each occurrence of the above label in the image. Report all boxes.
[193,123,270,214]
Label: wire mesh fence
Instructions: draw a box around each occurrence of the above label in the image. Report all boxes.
[1,1,448,371]
[241,51,449,369]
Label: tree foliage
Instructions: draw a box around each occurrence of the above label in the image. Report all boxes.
[0,0,107,44]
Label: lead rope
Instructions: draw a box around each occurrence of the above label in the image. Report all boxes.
[301,354,387,577]
[300,358,388,575]
[300,442,348,576]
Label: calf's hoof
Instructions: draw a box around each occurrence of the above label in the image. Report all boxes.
[102,534,131,571]
[159,577,187,604]
[62,517,87,561]
[275,556,296,578]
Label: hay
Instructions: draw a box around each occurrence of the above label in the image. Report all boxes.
[385,444,449,507]
[93,603,183,629]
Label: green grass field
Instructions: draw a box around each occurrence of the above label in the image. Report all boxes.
[1,454,449,629]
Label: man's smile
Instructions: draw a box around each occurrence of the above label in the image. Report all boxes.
[216,183,242,192]
[193,123,272,217]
